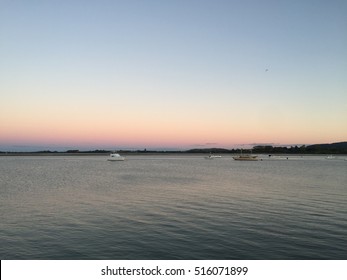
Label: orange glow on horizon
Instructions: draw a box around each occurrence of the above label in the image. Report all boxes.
[1,97,346,149]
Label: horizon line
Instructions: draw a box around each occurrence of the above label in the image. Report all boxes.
[1,141,346,153]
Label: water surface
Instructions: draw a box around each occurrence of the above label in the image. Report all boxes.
[0,155,346,259]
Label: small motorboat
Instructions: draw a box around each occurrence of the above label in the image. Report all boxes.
[204,154,222,159]
[107,153,125,161]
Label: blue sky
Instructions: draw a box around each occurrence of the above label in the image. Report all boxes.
[1,0,346,151]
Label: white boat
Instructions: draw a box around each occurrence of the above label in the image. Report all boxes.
[107,153,125,161]
[204,154,222,159]
[325,155,335,160]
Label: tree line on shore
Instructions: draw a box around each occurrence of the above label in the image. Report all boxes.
[252,142,347,154]
[188,142,347,154]
[1,142,346,155]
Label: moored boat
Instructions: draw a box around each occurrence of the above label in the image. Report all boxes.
[107,153,125,161]
[204,154,222,159]
[233,154,258,161]
[233,149,258,161]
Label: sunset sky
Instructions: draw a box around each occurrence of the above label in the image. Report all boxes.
[1,0,346,151]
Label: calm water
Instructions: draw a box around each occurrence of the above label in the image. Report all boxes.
[0,155,346,259]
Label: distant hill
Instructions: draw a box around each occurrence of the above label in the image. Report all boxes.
[305,142,347,154]
[253,142,347,154]
[186,148,231,153]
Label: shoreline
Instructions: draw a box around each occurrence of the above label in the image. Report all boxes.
[1,152,347,157]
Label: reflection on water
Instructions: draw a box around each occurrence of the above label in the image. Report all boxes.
[0,155,346,259]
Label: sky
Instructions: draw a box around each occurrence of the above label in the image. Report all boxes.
[1,0,346,151]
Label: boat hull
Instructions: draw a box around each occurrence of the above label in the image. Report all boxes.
[107,158,125,161]
[233,156,258,161]
[205,155,222,159]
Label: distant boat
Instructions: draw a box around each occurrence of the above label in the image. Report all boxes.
[233,149,258,161]
[325,155,335,160]
[107,153,125,161]
[233,154,258,161]
[204,154,222,159]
